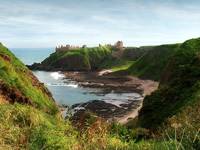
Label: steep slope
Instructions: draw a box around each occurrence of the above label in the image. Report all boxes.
[128,44,180,81]
[138,38,200,148]
[0,43,58,114]
[0,43,78,149]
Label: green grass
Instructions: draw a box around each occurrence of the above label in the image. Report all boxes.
[99,57,134,72]
[136,38,200,149]
[1,41,199,149]
[111,61,134,72]
[0,104,78,149]
[0,43,58,114]
[0,104,180,150]
[127,44,180,81]
[41,45,112,71]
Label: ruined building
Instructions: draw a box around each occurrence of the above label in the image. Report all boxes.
[114,41,124,50]
[112,41,125,58]
[55,44,80,52]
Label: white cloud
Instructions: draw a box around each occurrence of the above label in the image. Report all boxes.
[0,0,200,48]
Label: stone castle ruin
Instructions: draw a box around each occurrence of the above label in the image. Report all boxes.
[114,41,124,50]
[112,41,125,58]
[55,41,124,53]
[55,44,80,52]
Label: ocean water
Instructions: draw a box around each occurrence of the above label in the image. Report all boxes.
[10,48,54,65]
[10,48,142,106]
[33,71,142,105]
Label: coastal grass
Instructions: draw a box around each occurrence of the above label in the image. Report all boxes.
[138,38,200,128]
[127,44,180,81]
[137,38,200,149]
[99,58,134,72]
[0,104,180,150]
[0,43,58,114]
[0,104,78,149]
[41,45,112,70]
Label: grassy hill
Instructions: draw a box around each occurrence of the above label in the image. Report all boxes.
[138,38,200,149]
[127,44,180,81]
[0,43,78,149]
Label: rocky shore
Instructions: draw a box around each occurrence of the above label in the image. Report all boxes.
[63,70,158,124]
[71,99,143,124]
[64,70,158,96]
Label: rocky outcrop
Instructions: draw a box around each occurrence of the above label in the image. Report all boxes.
[71,99,142,123]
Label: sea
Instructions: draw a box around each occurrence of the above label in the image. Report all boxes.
[10,48,142,106]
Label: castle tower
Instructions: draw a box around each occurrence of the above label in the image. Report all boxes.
[115,41,123,50]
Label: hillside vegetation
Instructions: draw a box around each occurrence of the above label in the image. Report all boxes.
[0,43,180,149]
[29,45,149,72]
[0,43,76,149]
[29,43,181,82]
[138,38,200,149]
[1,37,200,149]
[128,44,180,81]
[32,45,112,71]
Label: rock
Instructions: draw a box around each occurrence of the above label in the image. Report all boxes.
[70,99,142,123]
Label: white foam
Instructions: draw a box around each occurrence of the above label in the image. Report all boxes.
[50,72,65,80]
[103,99,129,107]
[46,83,78,88]
[71,106,85,116]
[74,106,85,111]
[67,84,78,88]
[104,93,142,101]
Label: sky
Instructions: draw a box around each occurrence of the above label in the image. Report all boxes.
[1,0,200,48]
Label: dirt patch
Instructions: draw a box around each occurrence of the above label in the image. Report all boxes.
[0,80,33,105]
[0,95,9,104]
[0,53,11,62]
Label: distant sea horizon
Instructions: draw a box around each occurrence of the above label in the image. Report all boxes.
[10,48,54,65]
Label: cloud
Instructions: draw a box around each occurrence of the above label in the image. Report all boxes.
[0,0,200,48]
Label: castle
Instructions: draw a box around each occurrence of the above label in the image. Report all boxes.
[111,41,124,58]
[55,41,124,52]
[114,41,124,50]
[55,44,80,52]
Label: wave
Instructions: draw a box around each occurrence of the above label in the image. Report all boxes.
[103,99,129,107]
[50,72,65,80]
[46,83,78,88]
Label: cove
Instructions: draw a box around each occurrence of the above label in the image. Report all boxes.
[33,71,142,107]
